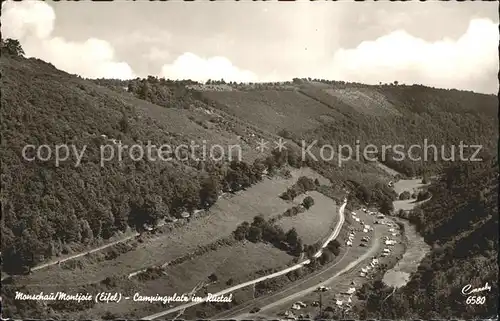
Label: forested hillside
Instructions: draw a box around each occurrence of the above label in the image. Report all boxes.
[352,157,499,319]
[297,84,498,177]
[110,76,497,198]
[0,52,299,274]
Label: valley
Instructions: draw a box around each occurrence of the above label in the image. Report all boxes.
[1,45,497,320]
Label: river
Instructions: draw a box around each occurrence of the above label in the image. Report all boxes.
[382,179,431,288]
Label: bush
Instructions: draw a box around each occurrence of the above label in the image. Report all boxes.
[247,226,262,243]
[302,196,315,209]
[416,190,431,202]
[278,129,292,139]
[208,273,218,282]
[1,38,25,56]
[379,198,394,215]
[297,176,316,191]
[319,249,334,265]
[327,239,341,256]
[399,191,411,200]
[233,221,250,241]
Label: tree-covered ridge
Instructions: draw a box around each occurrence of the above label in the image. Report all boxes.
[353,157,498,319]
[300,86,497,177]
[0,52,301,274]
[93,54,498,180]
[93,76,203,110]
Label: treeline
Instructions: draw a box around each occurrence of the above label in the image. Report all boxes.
[233,194,332,260]
[125,77,200,109]
[268,196,318,229]
[92,76,205,110]
[233,215,304,257]
[300,85,497,178]
[254,238,341,297]
[279,176,318,201]
[352,157,498,319]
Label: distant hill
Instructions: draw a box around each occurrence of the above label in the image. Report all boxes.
[116,75,497,178]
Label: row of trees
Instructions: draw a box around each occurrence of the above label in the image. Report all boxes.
[280,176,318,201]
[344,179,396,213]
[232,193,320,259]
[254,237,342,300]
[233,215,304,257]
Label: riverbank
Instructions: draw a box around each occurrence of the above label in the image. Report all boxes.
[382,219,430,288]
[382,178,431,288]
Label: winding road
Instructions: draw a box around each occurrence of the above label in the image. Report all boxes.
[2,210,209,281]
[34,233,140,272]
[1,232,140,282]
[231,228,381,319]
[141,199,347,320]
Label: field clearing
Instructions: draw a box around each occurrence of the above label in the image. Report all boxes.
[202,90,338,135]
[72,242,293,319]
[323,88,402,117]
[393,199,428,212]
[277,191,339,245]
[393,178,428,195]
[393,178,430,212]
[375,161,402,177]
[130,96,265,162]
[16,168,330,286]
[91,81,280,164]
[153,242,293,294]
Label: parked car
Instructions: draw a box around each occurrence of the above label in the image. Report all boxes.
[295,301,307,308]
[250,307,261,313]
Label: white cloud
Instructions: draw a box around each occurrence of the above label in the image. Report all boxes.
[160,52,258,83]
[325,18,499,94]
[1,1,135,80]
[2,1,496,94]
[143,47,171,61]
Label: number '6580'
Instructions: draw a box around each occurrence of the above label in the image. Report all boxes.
[466,296,486,305]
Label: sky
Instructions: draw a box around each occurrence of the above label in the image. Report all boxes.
[2,1,499,94]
